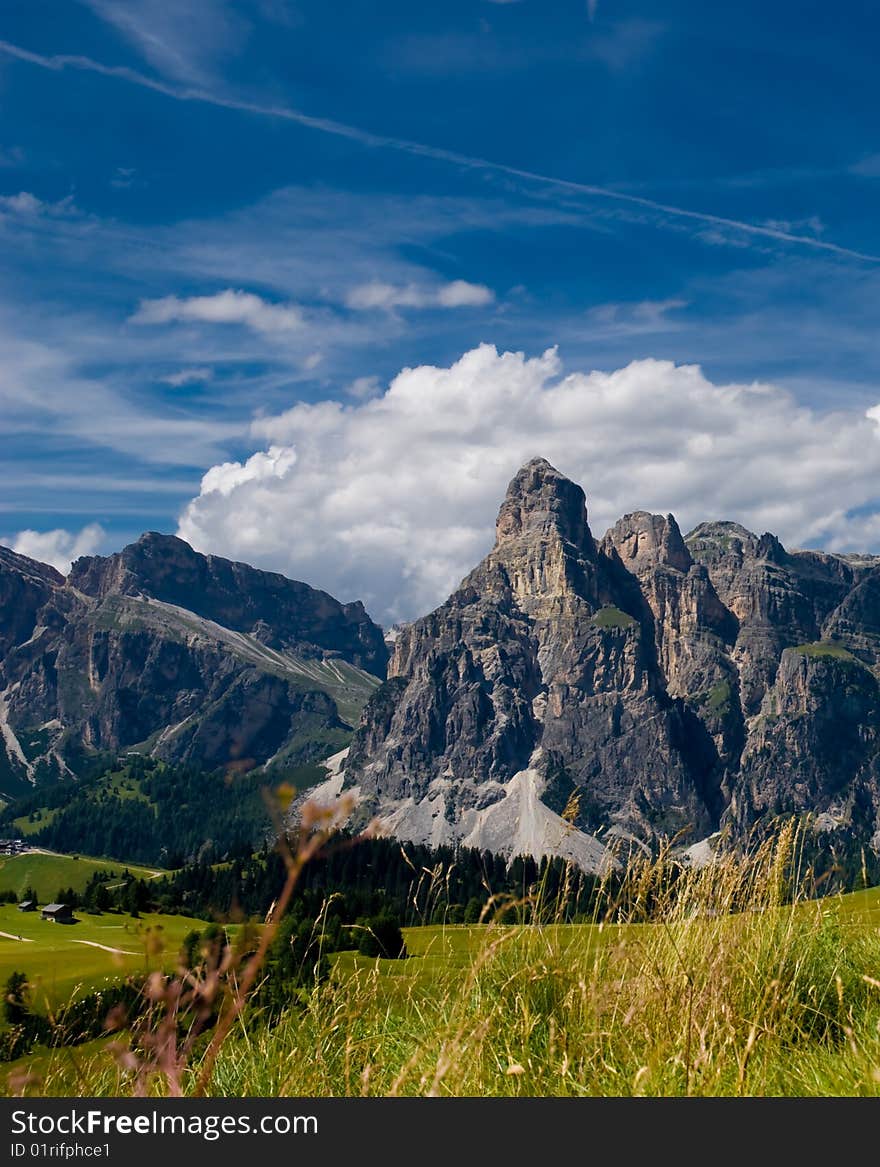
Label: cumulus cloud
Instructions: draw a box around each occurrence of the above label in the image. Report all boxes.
[345,280,495,311]
[178,344,880,626]
[346,375,382,400]
[198,446,297,498]
[130,289,304,333]
[11,522,105,573]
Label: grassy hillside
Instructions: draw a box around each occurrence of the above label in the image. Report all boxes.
[6,827,880,1098]
[0,904,210,1011]
[0,851,164,901]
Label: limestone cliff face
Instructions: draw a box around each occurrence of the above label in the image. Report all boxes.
[730,646,880,847]
[0,548,64,657]
[8,458,880,870]
[343,459,880,866]
[601,513,742,773]
[685,524,854,715]
[0,535,386,787]
[346,460,719,853]
[68,532,386,674]
[822,568,880,667]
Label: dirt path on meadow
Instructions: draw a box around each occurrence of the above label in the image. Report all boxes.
[70,939,139,956]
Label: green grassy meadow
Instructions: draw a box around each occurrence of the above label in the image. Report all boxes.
[7,835,880,1098]
[0,850,164,901]
[0,904,208,1011]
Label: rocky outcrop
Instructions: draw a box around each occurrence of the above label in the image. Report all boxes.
[69,532,386,674]
[340,459,880,869]
[685,523,854,716]
[601,513,742,773]
[0,535,387,790]
[0,548,64,657]
[730,644,880,851]
[344,460,721,859]
[8,457,880,872]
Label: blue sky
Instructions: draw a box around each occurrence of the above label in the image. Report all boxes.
[4,1,880,620]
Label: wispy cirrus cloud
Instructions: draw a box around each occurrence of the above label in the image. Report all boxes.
[0,146,24,168]
[0,320,241,466]
[1,37,876,263]
[160,366,213,386]
[583,298,689,336]
[78,0,247,84]
[346,280,495,311]
[0,191,76,216]
[385,20,662,77]
[850,154,880,178]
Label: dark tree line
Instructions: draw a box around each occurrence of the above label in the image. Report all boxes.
[145,833,610,927]
[1,755,275,867]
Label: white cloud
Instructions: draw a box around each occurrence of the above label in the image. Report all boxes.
[11,522,105,573]
[177,344,880,625]
[0,324,240,466]
[0,191,76,217]
[345,280,495,311]
[584,297,688,335]
[1,191,43,215]
[346,375,382,400]
[198,446,297,498]
[80,0,247,85]
[160,366,213,386]
[130,289,304,334]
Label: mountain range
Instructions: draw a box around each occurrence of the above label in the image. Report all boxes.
[333,458,880,873]
[0,533,386,794]
[4,457,880,875]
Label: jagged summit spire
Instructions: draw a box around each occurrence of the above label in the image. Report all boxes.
[602,511,692,576]
[495,457,593,552]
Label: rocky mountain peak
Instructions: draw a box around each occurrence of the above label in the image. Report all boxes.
[601,511,692,577]
[495,458,594,555]
[0,532,389,789]
[0,546,65,658]
[65,533,390,676]
[684,521,760,565]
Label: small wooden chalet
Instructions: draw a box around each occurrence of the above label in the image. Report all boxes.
[41,903,74,923]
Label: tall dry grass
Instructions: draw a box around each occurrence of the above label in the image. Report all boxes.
[15,818,880,1097]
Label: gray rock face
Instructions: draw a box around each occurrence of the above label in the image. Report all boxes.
[346,460,718,852]
[0,548,64,657]
[69,532,386,674]
[0,535,387,789]
[730,645,880,833]
[343,459,880,866]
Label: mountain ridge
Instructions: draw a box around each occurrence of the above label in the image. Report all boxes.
[0,534,387,793]
[336,457,880,873]
[6,459,880,878]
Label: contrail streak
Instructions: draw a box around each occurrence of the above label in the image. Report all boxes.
[1,37,877,263]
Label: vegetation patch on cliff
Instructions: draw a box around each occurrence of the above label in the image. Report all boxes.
[590,605,636,630]
[792,641,858,662]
